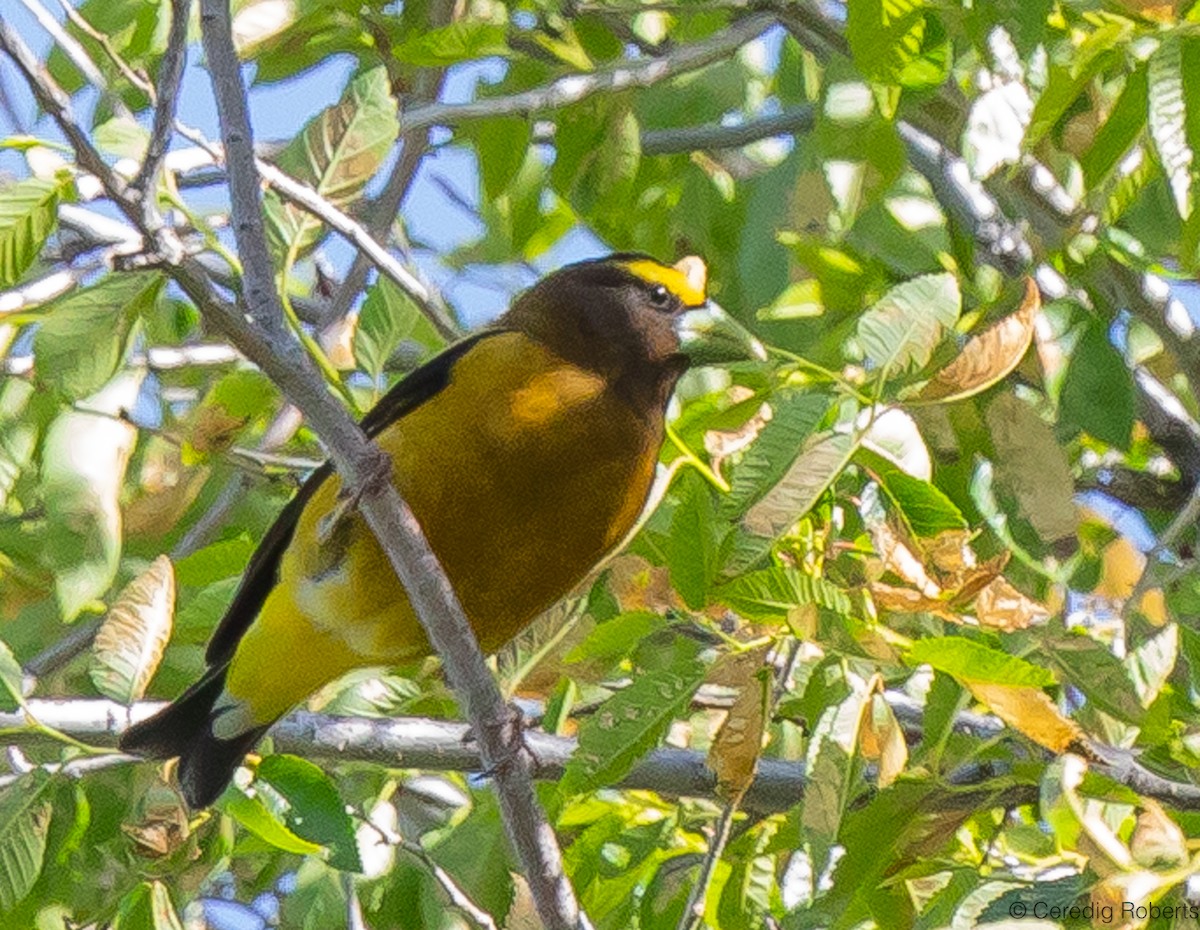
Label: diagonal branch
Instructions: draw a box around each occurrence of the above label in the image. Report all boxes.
[131,0,191,200]
[325,0,459,326]
[194,3,584,928]
[400,12,776,133]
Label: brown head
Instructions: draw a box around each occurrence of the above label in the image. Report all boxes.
[501,253,762,412]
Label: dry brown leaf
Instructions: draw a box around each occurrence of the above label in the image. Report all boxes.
[965,679,1081,753]
[707,666,772,799]
[947,553,1010,607]
[870,521,941,597]
[1114,0,1179,21]
[923,529,977,576]
[187,404,248,455]
[319,314,358,371]
[868,582,961,622]
[124,441,210,538]
[973,576,1051,631]
[607,554,680,614]
[123,805,190,858]
[1095,535,1145,600]
[859,690,907,787]
[90,555,175,704]
[705,390,771,469]
[1094,536,1166,623]
[920,278,1041,402]
[706,644,773,689]
[1136,588,1168,626]
[1130,800,1188,869]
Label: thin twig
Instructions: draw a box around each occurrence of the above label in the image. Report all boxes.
[676,804,738,930]
[0,19,128,202]
[400,13,776,133]
[0,700,805,813]
[642,105,814,155]
[131,0,191,200]
[363,816,500,930]
[18,0,126,117]
[326,0,457,326]
[56,0,152,95]
[344,874,369,930]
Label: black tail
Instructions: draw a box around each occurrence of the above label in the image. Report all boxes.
[119,664,269,809]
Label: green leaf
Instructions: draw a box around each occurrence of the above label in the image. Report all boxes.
[94,117,150,161]
[721,390,832,518]
[1045,631,1146,725]
[665,470,719,610]
[985,392,1079,544]
[428,795,515,920]
[0,772,52,916]
[712,568,853,622]
[1147,37,1193,220]
[353,277,444,387]
[0,176,68,288]
[561,636,707,796]
[565,611,666,666]
[472,117,530,201]
[855,447,967,538]
[40,371,143,621]
[0,639,25,712]
[907,636,1056,688]
[1125,624,1178,708]
[1027,21,1126,148]
[33,272,163,399]
[173,536,255,588]
[856,272,961,376]
[803,672,874,873]
[1081,65,1148,188]
[220,791,325,857]
[111,881,184,930]
[724,429,858,576]
[846,0,932,87]
[265,67,399,256]
[1059,320,1134,450]
[89,555,175,704]
[392,21,510,66]
[255,755,362,871]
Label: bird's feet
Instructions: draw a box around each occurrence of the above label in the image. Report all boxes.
[317,444,392,545]
[462,703,539,778]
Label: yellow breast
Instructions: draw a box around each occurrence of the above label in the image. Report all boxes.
[286,332,661,656]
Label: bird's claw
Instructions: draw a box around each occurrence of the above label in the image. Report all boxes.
[462,704,538,778]
[317,446,392,545]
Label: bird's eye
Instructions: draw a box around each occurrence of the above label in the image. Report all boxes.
[648,284,671,308]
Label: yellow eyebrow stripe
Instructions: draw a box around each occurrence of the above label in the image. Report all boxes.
[621,259,707,307]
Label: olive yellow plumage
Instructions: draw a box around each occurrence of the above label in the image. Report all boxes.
[120,253,761,807]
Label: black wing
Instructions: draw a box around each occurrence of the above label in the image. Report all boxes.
[203,329,500,665]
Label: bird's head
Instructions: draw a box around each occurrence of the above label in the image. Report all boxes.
[503,253,764,407]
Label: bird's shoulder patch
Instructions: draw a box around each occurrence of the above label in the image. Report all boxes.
[510,366,607,425]
[203,328,503,666]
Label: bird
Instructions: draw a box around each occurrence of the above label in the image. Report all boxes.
[119,252,765,808]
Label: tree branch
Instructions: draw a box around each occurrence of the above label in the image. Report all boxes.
[194,3,584,927]
[8,698,1200,814]
[3,342,240,377]
[131,0,190,200]
[642,105,814,155]
[325,0,458,326]
[400,13,776,133]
